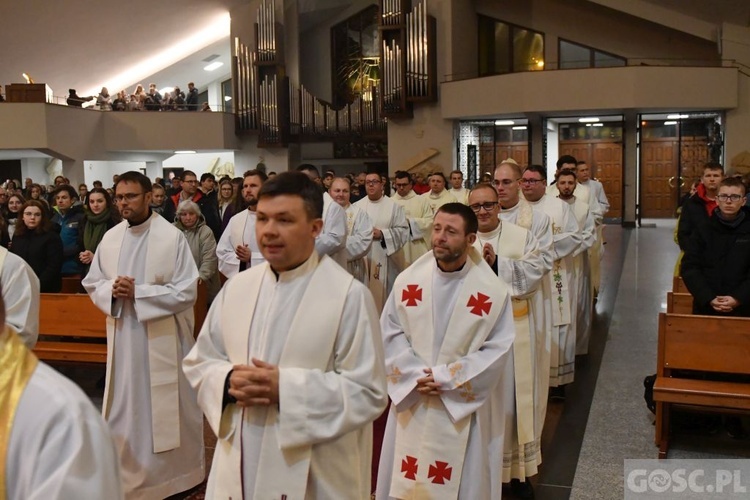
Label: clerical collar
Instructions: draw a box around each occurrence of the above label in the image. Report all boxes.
[477,223,502,240]
[525,194,546,205]
[368,196,384,203]
[269,251,318,282]
[435,258,469,277]
[128,209,153,228]
[502,201,520,212]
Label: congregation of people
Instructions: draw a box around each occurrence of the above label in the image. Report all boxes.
[0,156,611,499]
[66,81,207,111]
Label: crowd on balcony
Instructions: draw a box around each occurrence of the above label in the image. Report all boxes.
[66,81,207,111]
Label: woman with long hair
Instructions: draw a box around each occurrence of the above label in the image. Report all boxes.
[77,187,121,277]
[217,178,235,232]
[10,200,64,292]
[6,193,24,240]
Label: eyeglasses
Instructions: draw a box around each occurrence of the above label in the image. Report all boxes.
[469,202,499,213]
[491,179,517,187]
[520,179,543,185]
[23,211,42,217]
[115,193,144,202]
[365,180,382,186]
[717,194,744,202]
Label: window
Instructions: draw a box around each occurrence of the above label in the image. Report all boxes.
[331,5,380,106]
[559,40,626,70]
[221,79,232,112]
[478,16,544,76]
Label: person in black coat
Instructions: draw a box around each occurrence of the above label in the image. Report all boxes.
[676,163,724,251]
[682,177,750,317]
[10,200,64,292]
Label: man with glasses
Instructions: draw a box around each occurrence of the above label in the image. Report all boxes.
[522,165,583,394]
[355,172,409,311]
[392,170,433,268]
[682,176,750,316]
[83,171,205,499]
[468,183,546,499]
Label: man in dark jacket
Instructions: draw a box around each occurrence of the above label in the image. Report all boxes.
[185,82,199,111]
[51,185,85,276]
[682,176,750,316]
[677,162,724,251]
[168,170,221,240]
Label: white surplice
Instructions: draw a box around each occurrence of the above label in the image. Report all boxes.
[473,222,547,481]
[392,190,432,269]
[216,209,265,278]
[580,179,608,294]
[449,187,470,205]
[6,357,123,500]
[317,192,347,268]
[333,202,373,283]
[526,194,582,387]
[183,252,388,500]
[421,189,457,217]
[0,247,40,348]
[355,195,409,311]
[83,214,204,499]
[377,250,515,500]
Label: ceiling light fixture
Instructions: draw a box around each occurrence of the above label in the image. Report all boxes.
[664,121,677,126]
[512,126,527,130]
[204,62,224,72]
[174,150,196,154]
[667,114,689,119]
[579,117,600,123]
[494,120,515,126]
[592,123,604,127]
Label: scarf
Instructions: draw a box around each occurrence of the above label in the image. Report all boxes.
[83,208,111,252]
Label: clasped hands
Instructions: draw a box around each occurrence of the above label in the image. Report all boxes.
[112,276,135,299]
[416,367,442,396]
[229,359,280,406]
[710,295,739,313]
[235,244,251,263]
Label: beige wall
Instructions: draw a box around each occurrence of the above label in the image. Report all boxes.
[721,23,750,173]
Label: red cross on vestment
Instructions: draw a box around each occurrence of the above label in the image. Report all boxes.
[401,284,423,307]
[428,460,452,484]
[401,455,418,480]
[467,292,492,316]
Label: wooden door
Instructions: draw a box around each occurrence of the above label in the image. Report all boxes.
[560,141,623,218]
[592,142,623,219]
[679,137,709,196]
[641,140,679,218]
[495,143,529,167]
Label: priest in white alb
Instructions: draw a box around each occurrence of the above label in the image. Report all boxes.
[521,165,583,391]
[377,203,515,500]
[329,176,373,282]
[391,170,433,269]
[1,294,123,500]
[184,172,388,500]
[216,170,267,278]
[448,169,470,204]
[0,246,40,348]
[355,172,409,311]
[421,171,457,216]
[576,160,608,295]
[468,184,546,497]
[83,171,205,499]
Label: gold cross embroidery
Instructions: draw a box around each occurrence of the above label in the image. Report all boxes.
[458,381,476,402]
[387,366,402,384]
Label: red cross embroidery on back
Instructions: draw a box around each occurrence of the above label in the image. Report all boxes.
[428,460,452,484]
[467,292,492,316]
[402,284,423,306]
[401,455,418,480]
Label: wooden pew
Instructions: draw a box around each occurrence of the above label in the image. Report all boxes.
[653,313,750,458]
[61,276,83,293]
[672,276,689,294]
[666,292,693,314]
[34,293,108,363]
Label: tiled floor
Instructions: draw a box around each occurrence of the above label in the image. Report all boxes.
[52,220,749,499]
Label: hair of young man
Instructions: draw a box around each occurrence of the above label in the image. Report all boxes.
[450,169,463,178]
[332,176,352,186]
[257,171,323,220]
[152,183,165,192]
[524,164,547,180]
[15,200,53,236]
[436,202,479,235]
[78,183,87,190]
[200,172,216,183]
[556,168,578,183]
[469,182,499,200]
[576,160,587,166]
[394,170,412,182]
[182,170,197,180]
[115,171,153,193]
[703,162,724,174]
[495,160,522,178]
[296,163,321,178]
[556,155,577,169]
[53,184,78,200]
[243,169,268,183]
[429,171,447,183]
[720,176,746,194]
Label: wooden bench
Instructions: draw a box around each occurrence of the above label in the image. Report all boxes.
[34,293,108,363]
[666,292,693,314]
[653,312,750,458]
[35,281,209,363]
[672,276,689,294]
[61,276,83,293]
